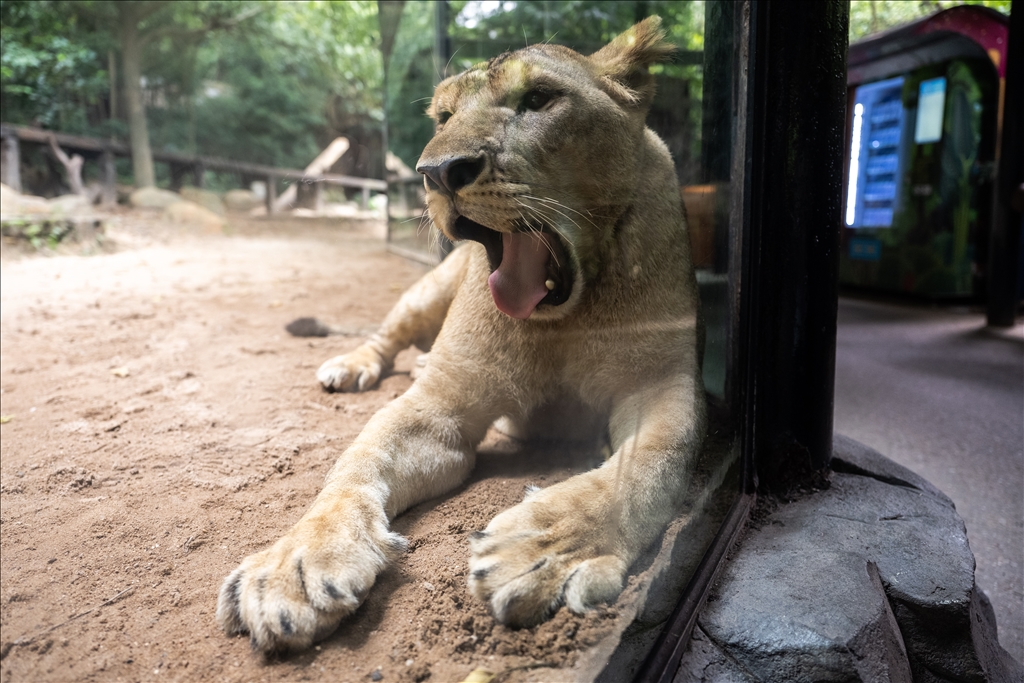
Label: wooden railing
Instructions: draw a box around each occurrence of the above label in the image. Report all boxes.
[0,123,386,213]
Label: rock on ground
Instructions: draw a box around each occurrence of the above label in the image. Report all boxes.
[223,189,260,212]
[47,194,92,215]
[675,435,1023,683]
[163,200,226,231]
[0,183,52,217]
[180,187,226,215]
[129,186,181,209]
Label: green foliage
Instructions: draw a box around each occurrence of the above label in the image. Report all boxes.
[384,0,705,171]
[1,0,383,173]
[385,1,438,169]
[0,217,74,249]
[143,1,382,170]
[849,1,1011,43]
[445,0,702,69]
[0,0,114,133]
[2,0,710,180]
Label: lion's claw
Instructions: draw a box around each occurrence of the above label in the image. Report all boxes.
[467,487,626,627]
[216,527,406,653]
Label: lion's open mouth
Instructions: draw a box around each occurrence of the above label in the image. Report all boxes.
[452,215,572,319]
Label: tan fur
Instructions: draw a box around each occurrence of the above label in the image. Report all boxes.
[217,17,706,653]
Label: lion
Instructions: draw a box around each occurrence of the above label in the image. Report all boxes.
[217,16,706,654]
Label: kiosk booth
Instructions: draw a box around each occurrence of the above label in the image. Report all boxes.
[842,6,1009,298]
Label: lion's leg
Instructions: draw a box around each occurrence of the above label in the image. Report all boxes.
[318,243,474,391]
[468,377,705,626]
[217,378,500,653]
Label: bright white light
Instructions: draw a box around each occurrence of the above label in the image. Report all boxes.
[458,0,509,29]
[846,103,864,227]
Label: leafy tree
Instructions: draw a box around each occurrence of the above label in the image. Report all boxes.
[110,1,267,187]
[1,1,114,134]
[446,0,701,65]
[849,1,1011,42]
[383,1,436,169]
[145,1,381,171]
[2,0,382,188]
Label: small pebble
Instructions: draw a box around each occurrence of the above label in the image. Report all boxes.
[370,670,383,682]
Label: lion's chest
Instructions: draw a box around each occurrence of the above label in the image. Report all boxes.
[437,245,699,404]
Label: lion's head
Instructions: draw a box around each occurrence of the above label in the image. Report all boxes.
[417,17,675,320]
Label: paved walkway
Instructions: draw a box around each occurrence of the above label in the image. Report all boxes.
[833,297,1023,663]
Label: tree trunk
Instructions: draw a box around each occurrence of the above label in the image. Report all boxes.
[119,8,155,188]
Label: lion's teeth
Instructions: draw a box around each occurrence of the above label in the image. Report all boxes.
[545,279,556,291]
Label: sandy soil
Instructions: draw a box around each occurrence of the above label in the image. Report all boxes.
[0,215,635,683]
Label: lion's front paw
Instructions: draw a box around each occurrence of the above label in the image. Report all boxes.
[317,345,387,392]
[217,521,406,653]
[468,485,627,627]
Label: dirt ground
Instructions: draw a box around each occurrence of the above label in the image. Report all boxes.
[0,214,634,683]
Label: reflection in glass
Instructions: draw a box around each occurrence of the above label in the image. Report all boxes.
[382,0,746,668]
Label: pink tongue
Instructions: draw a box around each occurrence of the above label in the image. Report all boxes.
[488,232,552,319]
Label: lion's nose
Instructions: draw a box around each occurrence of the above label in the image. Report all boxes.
[417,156,484,197]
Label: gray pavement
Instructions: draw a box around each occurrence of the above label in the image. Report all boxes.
[833,297,1024,663]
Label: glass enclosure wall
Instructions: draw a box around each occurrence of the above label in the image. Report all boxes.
[383,0,750,632]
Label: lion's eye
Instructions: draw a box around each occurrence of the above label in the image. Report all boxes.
[437,111,453,125]
[523,90,553,111]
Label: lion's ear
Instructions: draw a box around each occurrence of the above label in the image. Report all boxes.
[590,16,675,107]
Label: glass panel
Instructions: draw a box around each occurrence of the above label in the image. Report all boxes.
[382,1,749,670]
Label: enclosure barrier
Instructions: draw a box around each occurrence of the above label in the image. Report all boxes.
[0,123,386,213]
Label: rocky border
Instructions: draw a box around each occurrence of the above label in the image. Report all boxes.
[674,435,1023,683]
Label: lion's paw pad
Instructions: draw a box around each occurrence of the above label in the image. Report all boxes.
[317,348,385,392]
[216,532,406,653]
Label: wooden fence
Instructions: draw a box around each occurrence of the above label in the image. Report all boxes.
[0,123,386,213]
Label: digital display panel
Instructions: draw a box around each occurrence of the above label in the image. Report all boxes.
[846,77,906,228]
[914,77,946,144]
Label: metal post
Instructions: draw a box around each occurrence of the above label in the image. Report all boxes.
[361,186,370,210]
[193,162,205,189]
[266,175,277,215]
[745,0,849,486]
[313,181,323,214]
[170,163,185,191]
[2,131,22,192]
[434,1,450,80]
[987,1,1023,327]
[101,149,117,206]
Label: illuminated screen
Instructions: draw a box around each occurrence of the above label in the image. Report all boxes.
[846,77,905,228]
[914,77,946,144]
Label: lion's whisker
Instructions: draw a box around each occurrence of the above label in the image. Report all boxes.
[514,201,569,264]
[523,195,600,230]
[514,207,561,264]
[519,200,582,242]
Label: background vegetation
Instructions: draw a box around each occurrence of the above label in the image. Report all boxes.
[0,0,1012,191]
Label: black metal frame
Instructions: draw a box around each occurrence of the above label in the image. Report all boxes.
[744,0,848,486]
[988,1,1023,327]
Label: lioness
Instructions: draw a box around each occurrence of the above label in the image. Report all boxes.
[217,16,706,654]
